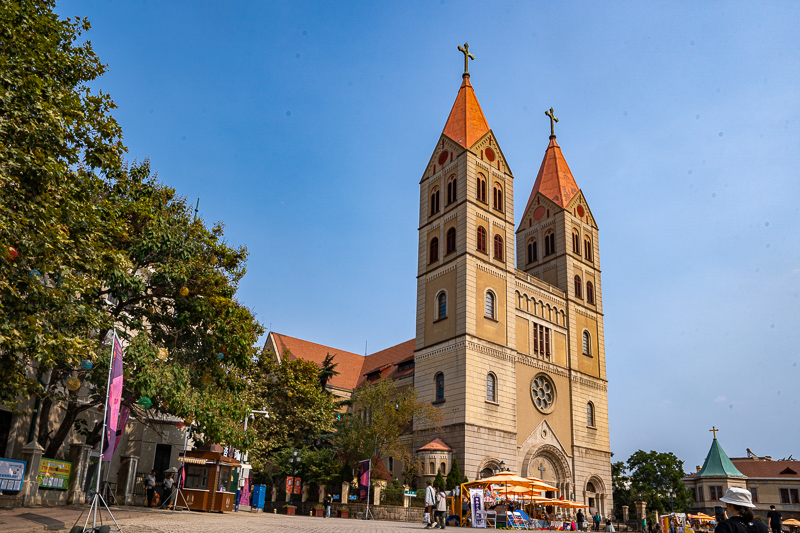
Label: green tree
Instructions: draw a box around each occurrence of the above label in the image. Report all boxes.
[617,450,693,516]
[611,459,633,519]
[318,352,339,391]
[446,456,467,490]
[245,352,339,472]
[34,161,263,457]
[433,469,445,490]
[0,0,125,406]
[334,379,442,469]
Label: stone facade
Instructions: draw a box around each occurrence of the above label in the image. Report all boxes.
[413,73,612,515]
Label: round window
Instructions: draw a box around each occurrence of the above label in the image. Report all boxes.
[530,373,556,413]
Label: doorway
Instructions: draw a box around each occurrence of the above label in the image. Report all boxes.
[152,444,172,481]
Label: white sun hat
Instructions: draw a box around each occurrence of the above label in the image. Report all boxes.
[720,487,756,508]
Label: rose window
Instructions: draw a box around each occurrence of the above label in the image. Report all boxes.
[530,374,556,413]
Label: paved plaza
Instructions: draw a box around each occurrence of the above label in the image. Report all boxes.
[0,505,430,533]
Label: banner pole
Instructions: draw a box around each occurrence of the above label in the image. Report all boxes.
[94,329,116,528]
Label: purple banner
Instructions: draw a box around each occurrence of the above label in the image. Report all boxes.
[358,459,370,500]
[102,334,124,461]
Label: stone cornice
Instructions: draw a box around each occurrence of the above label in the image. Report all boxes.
[515,353,569,378]
[425,263,458,282]
[569,370,608,391]
[476,262,507,280]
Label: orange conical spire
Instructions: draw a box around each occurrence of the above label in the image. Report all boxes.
[441,75,491,149]
[523,136,580,214]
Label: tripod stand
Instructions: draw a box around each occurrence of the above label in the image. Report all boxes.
[70,489,122,533]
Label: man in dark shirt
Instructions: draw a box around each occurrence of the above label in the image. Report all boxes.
[577,510,585,530]
[766,505,781,533]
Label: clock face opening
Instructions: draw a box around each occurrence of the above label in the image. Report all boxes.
[577,205,585,217]
[438,151,449,166]
[485,147,496,162]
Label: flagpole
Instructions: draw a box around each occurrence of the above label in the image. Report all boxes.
[94,329,116,527]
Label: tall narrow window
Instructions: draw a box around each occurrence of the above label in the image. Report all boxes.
[586,282,594,304]
[429,237,439,264]
[582,330,591,355]
[486,373,497,402]
[388,457,394,473]
[493,183,503,211]
[477,174,487,203]
[435,372,444,401]
[587,402,595,427]
[493,234,504,261]
[574,275,582,298]
[437,292,447,320]
[446,227,456,255]
[527,239,537,263]
[477,226,487,253]
[485,291,495,319]
[544,231,555,256]
[584,236,593,262]
[430,187,440,216]
[534,324,552,357]
[447,175,457,204]
[572,229,580,254]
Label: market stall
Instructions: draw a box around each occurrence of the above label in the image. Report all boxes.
[177,444,240,513]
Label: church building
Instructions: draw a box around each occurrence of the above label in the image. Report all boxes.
[266,44,612,515]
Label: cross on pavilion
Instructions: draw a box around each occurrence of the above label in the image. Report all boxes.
[458,42,475,75]
[546,107,559,138]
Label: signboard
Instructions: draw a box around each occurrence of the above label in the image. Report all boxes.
[358,459,370,500]
[404,490,417,497]
[38,458,72,490]
[348,495,357,500]
[293,476,301,495]
[0,458,26,492]
[285,476,294,494]
[470,488,486,528]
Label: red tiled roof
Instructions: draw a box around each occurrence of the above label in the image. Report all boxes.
[441,75,490,150]
[357,339,415,388]
[731,460,800,478]
[270,333,415,392]
[270,333,366,391]
[418,438,452,452]
[521,137,580,220]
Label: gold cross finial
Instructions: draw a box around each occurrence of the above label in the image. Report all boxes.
[545,107,559,138]
[710,426,719,439]
[458,42,475,76]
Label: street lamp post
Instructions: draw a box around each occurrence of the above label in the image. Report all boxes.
[289,448,301,505]
[667,488,675,513]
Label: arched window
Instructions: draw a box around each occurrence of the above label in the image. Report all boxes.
[388,457,394,473]
[584,236,593,262]
[587,481,596,493]
[437,292,447,320]
[430,461,435,475]
[440,462,446,474]
[574,275,582,299]
[572,229,580,254]
[485,291,495,319]
[477,226,487,253]
[486,373,497,402]
[587,402,595,427]
[586,281,594,304]
[446,227,456,255]
[447,175,457,204]
[544,231,555,256]
[477,174,487,203]
[493,234,504,261]
[582,330,591,355]
[429,237,439,264]
[527,239,537,263]
[493,183,503,211]
[435,372,444,401]
[430,187,440,216]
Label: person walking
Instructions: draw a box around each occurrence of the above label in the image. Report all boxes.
[323,493,332,518]
[714,487,767,533]
[578,510,585,531]
[767,505,782,533]
[424,479,436,529]
[595,511,602,531]
[434,486,449,529]
[144,470,157,507]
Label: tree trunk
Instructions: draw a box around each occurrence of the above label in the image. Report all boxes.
[43,400,94,459]
[36,371,62,450]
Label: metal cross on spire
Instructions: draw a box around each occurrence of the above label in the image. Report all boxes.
[545,107,559,138]
[710,426,719,439]
[458,42,475,75]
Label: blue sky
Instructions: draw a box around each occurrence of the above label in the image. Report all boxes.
[56,1,800,469]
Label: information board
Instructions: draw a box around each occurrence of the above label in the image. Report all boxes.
[37,458,72,490]
[0,458,26,492]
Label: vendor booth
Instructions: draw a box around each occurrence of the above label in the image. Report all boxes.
[177,444,239,513]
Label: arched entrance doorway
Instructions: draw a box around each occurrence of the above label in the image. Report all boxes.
[522,445,573,505]
[583,476,607,517]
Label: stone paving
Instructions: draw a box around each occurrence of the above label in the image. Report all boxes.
[0,505,431,533]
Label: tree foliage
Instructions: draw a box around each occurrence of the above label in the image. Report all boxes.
[433,468,445,490]
[446,456,467,490]
[245,352,339,472]
[613,450,693,517]
[334,379,442,469]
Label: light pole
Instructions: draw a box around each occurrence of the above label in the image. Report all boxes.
[667,488,675,513]
[289,448,301,505]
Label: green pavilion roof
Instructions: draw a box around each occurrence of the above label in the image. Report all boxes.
[696,438,746,478]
